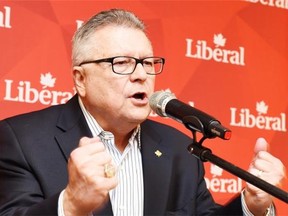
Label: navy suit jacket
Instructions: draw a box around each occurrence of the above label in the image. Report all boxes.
[0,95,242,215]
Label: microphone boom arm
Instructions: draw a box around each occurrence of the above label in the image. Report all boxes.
[188,137,288,204]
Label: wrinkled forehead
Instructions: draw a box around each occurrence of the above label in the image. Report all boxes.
[87,25,153,56]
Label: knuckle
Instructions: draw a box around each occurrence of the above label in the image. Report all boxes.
[79,136,90,146]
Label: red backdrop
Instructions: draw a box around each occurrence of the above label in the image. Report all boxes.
[1,1,287,214]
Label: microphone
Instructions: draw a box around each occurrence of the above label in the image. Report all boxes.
[149,90,231,140]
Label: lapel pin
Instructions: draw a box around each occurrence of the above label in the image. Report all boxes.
[155,150,162,157]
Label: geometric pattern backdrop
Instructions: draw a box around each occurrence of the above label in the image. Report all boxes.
[1,1,287,214]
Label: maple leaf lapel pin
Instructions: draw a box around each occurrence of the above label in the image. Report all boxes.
[154,150,162,157]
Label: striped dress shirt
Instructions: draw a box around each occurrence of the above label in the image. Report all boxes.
[79,98,144,216]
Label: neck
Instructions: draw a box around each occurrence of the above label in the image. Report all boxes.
[112,129,134,152]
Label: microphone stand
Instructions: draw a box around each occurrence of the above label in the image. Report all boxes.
[187,130,288,204]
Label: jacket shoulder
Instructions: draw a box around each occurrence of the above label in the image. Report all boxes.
[142,119,190,139]
[1,95,78,126]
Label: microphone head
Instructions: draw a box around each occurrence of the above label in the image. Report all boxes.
[149,91,176,117]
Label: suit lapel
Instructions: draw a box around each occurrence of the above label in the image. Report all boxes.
[141,122,173,215]
[54,95,92,161]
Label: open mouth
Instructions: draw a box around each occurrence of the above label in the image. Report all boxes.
[132,92,146,100]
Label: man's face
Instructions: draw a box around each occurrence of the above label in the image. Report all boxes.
[74,25,156,131]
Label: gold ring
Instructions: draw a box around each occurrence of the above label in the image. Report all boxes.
[104,164,115,178]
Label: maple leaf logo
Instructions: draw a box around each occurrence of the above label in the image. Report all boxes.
[256,101,268,115]
[40,72,56,89]
[210,164,223,177]
[213,33,226,47]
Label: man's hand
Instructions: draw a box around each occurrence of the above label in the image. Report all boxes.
[245,137,286,216]
[63,137,118,216]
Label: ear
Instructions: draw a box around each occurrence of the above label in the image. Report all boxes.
[73,66,86,97]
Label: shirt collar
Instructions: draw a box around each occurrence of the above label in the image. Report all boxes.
[78,96,141,148]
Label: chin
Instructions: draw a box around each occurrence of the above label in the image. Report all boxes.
[128,112,149,124]
[132,115,148,123]
[125,106,150,122]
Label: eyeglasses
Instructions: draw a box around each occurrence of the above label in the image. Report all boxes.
[79,56,165,75]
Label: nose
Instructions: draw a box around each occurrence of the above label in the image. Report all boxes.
[130,62,148,81]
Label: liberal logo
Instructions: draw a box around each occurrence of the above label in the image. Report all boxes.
[205,164,242,193]
[245,0,288,10]
[230,101,287,132]
[4,72,75,105]
[40,72,56,89]
[185,33,245,66]
[0,6,12,29]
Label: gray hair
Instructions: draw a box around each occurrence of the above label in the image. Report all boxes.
[72,9,147,66]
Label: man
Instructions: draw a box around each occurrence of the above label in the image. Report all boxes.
[0,9,285,216]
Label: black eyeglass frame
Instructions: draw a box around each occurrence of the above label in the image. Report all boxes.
[78,56,165,75]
